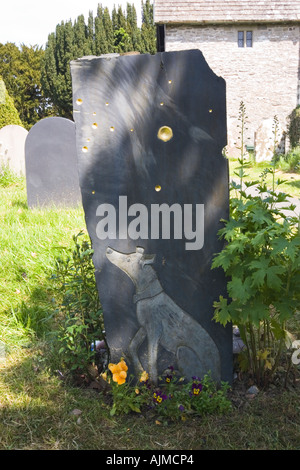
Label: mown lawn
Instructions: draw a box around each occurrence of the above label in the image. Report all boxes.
[0,164,299,451]
[229,158,300,199]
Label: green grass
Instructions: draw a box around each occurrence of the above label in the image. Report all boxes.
[228,157,300,199]
[0,346,299,450]
[0,175,85,345]
[0,170,299,451]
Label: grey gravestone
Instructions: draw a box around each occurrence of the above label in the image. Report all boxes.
[71,50,232,384]
[25,117,81,208]
[0,125,28,175]
[255,118,285,162]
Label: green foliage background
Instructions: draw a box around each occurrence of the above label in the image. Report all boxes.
[0,1,156,126]
[288,106,300,148]
[41,1,156,119]
[0,43,48,129]
[0,78,22,128]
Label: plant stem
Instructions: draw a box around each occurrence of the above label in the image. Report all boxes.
[248,322,259,383]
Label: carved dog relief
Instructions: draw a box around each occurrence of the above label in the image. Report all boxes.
[106,246,221,384]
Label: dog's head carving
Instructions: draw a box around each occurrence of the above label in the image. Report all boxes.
[106,246,156,286]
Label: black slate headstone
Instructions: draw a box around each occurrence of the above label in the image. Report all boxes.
[71,50,232,384]
[25,117,81,208]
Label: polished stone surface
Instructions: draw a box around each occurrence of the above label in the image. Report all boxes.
[25,117,81,208]
[71,50,232,383]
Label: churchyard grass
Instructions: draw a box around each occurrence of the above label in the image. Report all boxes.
[228,157,300,199]
[0,167,299,450]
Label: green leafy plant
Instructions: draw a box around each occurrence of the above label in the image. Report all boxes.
[106,360,152,416]
[213,108,300,387]
[151,368,231,422]
[51,232,106,377]
[280,146,300,173]
[105,361,232,421]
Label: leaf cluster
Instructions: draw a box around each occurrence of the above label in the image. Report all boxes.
[212,106,300,386]
[109,377,151,416]
[213,186,300,325]
[108,366,232,422]
[212,176,300,385]
[51,232,105,376]
[152,372,231,423]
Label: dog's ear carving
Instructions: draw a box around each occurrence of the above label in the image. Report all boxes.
[142,254,156,266]
[136,247,145,254]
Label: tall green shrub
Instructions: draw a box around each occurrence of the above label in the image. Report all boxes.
[51,232,105,377]
[212,107,300,387]
[288,106,300,148]
[0,78,22,129]
[0,79,5,104]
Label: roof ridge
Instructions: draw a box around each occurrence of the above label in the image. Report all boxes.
[154,0,300,23]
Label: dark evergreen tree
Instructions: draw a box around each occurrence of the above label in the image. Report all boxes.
[0,42,49,128]
[95,7,108,55]
[117,5,127,30]
[111,6,119,32]
[41,3,157,118]
[73,15,89,58]
[127,3,143,51]
[113,5,132,52]
[141,0,156,54]
[87,10,95,55]
[103,7,114,53]
[41,15,95,118]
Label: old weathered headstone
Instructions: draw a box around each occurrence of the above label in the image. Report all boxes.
[0,125,28,175]
[25,117,81,208]
[71,50,232,384]
[255,118,285,162]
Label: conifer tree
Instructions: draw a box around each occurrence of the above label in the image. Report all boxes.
[141,0,156,54]
[114,5,132,52]
[73,15,89,58]
[127,3,142,51]
[0,77,22,129]
[95,6,108,55]
[41,23,74,118]
[87,10,95,55]
[117,5,127,30]
[41,3,157,118]
[111,6,119,32]
[0,42,48,128]
[103,7,114,53]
